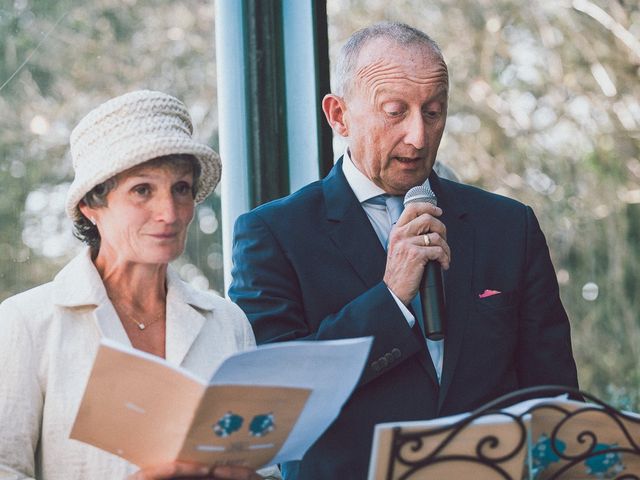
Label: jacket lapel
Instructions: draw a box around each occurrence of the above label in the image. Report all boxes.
[322,159,387,289]
[164,268,216,366]
[430,174,475,412]
[52,248,132,346]
[52,248,214,367]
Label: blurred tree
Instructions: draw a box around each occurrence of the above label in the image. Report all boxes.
[327,0,640,409]
[0,0,224,302]
[1,0,639,409]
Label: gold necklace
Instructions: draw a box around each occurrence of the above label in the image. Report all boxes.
[126,312,164,331]
[109,297,165,331]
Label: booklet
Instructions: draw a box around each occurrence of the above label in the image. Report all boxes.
[71,336,372,470]
[368,395,640,480]
[368,411,532,479]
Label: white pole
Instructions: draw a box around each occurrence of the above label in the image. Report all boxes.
[215,1,251,294]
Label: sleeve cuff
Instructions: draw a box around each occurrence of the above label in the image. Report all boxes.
[387,287,415,328]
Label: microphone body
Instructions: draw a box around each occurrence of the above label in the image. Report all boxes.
[404,184,446,340]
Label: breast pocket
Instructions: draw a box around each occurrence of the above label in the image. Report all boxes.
[475,290,518,311]
[471,290,519,339]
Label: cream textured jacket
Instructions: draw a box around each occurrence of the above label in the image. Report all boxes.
[0,248,256,480]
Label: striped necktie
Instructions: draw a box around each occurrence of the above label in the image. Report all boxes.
[365,194,403,249]
[385,195,404,227]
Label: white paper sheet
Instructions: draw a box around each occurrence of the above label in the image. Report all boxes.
[210,337,373,463]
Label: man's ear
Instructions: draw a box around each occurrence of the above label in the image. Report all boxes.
[322,94,349,137]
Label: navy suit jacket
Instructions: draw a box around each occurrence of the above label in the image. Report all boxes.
[229,160,579,479]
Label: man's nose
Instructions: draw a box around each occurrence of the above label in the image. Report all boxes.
[403,111,427,150]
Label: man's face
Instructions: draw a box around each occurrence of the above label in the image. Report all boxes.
[342,39,449,195]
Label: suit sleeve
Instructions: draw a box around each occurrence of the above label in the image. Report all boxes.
[229,210,424,385]
[516,206,579,390]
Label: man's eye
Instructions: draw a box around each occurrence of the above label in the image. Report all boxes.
[384,108,405,118]
[424,110,441,119]
[382,103,405,117]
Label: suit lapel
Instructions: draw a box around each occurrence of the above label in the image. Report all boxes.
[322,160,387,289]
[431,174,475,412]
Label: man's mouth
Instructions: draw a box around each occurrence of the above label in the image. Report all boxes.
[394,156,422,163]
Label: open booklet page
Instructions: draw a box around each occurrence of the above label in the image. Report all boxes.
[525,398,640,479]
[71,336,372,469]
[368,395,640,480]
[368,411,531,480]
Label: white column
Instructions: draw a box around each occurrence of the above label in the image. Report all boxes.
[282,0,321,191]
[215,1,250,293]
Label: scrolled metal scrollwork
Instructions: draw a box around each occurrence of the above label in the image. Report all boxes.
[385,385,640,479]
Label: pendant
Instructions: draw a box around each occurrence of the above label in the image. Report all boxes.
[138,323,146,330]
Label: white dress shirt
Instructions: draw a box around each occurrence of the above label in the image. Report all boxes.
[342,148,444,381]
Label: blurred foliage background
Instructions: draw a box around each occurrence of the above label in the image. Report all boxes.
[1,0,639,409]
[0,0,222,301]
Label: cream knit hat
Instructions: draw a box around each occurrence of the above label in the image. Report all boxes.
[65,90,221,221]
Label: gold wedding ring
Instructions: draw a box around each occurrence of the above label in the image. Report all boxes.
[423,233,431,246]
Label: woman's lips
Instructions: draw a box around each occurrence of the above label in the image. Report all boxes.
[148,232,178,239]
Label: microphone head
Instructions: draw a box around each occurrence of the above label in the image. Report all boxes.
[404,182,437,207]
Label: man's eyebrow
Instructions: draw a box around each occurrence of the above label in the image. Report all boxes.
[429,87,449,100]
[373,84,449,105]
[375,87,402,98]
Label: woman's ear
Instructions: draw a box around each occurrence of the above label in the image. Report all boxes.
[322,94,349,137]
[78,201,97,225]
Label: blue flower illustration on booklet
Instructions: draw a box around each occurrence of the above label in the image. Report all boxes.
[584,443,625,478]
[531,433,566,478]
[532,435,626,479]
[249,413,275,437]
[213,412,244,437]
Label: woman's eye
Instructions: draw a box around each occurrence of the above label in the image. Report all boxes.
[133,185,151,196]
[173,182,192,195]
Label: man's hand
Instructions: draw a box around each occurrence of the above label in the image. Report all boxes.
[128,462,262,480]
[383,202,451,305]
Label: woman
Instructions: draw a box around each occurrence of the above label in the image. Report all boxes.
[0,91,270,480]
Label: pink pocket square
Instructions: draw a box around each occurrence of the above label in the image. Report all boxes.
[479,289,501,298]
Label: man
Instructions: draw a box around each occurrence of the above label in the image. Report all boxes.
[229,22,579,479]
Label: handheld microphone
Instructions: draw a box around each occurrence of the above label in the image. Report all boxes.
[404,183,446,340]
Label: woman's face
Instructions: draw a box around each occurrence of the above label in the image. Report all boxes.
[81,161,195,266]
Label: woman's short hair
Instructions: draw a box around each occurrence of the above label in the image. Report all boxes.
[73,154,201,249]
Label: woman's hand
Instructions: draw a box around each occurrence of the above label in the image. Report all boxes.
[210,465,263,480]
[128,461,262,480]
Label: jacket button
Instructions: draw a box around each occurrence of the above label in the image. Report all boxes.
[378,357,388,369]
[384,352,393,363]
[371,361,381,372]
[391,348,401,359]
